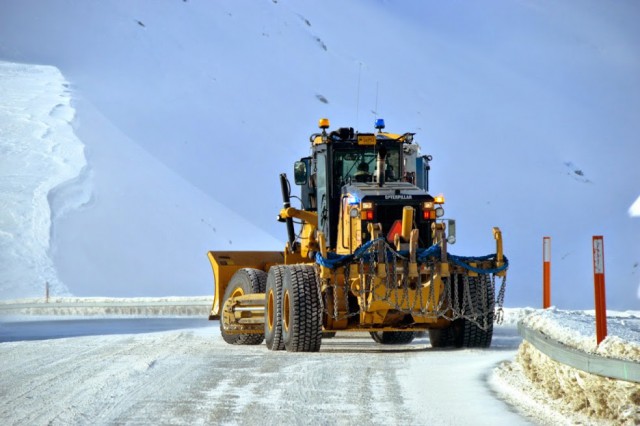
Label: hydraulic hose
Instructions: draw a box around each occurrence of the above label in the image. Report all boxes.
[280,173,296,251]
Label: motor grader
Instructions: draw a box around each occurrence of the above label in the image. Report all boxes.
[207,118,508,352]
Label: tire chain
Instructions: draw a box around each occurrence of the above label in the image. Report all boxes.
[321,239,506,330]
[495,274,507,325]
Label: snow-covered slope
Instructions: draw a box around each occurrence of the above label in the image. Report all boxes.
[631,196,640,218]
[0,1,638,307]
[0,63,281,298]
[52,96,282,297]
[0,62,84,298]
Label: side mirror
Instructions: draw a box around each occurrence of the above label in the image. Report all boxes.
[293,161,307,185]
[447,219,456,244]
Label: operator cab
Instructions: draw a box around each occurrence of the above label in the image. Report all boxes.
[333,145,400,185]
[294,118,440,253]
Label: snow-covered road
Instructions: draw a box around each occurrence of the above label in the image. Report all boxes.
[0,320,530,425]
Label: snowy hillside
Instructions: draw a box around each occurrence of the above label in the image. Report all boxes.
[0,62,83,298]
[0,63,281,298]
[0,1,639,307]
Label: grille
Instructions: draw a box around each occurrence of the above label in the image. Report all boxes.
[375,203,406,235]
[374,202,432,247]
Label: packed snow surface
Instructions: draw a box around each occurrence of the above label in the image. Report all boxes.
[0,316,528,425]
[1,304,638,424]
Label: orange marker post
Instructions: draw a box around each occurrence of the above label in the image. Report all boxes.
[543,237,551,308]
[592,236,608,345]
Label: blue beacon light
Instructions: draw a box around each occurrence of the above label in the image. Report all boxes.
[374,118,385,131]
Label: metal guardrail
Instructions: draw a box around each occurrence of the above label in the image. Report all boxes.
[0,299,211,316]
[0,301,208,309]
[517,322,640,384]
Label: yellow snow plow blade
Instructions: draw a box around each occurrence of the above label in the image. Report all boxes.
[207,251,284,320]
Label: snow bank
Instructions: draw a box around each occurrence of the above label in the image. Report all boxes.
[493,345,640,426]
[0,61,89,299]
[492,308,640,425]
[519,342,638,424]
[521,308,640,362]
[0,296,211,318]
[630,196,640,217]
[494,307,538,327]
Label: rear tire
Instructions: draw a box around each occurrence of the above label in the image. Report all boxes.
[281,264,323,352]
[428,327,454,348]
[265,265,286,351]
[220,268,267,345]
[370,331,415,345]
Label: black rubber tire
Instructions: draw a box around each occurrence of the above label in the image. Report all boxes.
[265,265,286,351]
[322,331,337,339]
[370,331,416,345]
[453,275,495,348]
[428,327,455,348]
[281,264,323,352]
[220,268,267,345]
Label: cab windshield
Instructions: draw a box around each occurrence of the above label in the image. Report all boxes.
[333,146,401,186]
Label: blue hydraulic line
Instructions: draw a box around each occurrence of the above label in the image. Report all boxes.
[315,237,509,274]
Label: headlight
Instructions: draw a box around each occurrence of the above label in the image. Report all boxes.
[435,207,445,218]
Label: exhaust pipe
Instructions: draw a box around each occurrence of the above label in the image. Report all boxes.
[376,146,387,187]
[279,173,296,251]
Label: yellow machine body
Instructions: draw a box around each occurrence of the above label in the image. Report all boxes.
[208,119,508,349]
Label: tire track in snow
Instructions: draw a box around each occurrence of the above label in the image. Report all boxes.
[0,324,528,425]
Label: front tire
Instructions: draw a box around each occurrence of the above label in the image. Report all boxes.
[265,265,286,351]
[455,275,495,348]
[440,274,495,348]
[281,264,323,352]
[220,268,267,345]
